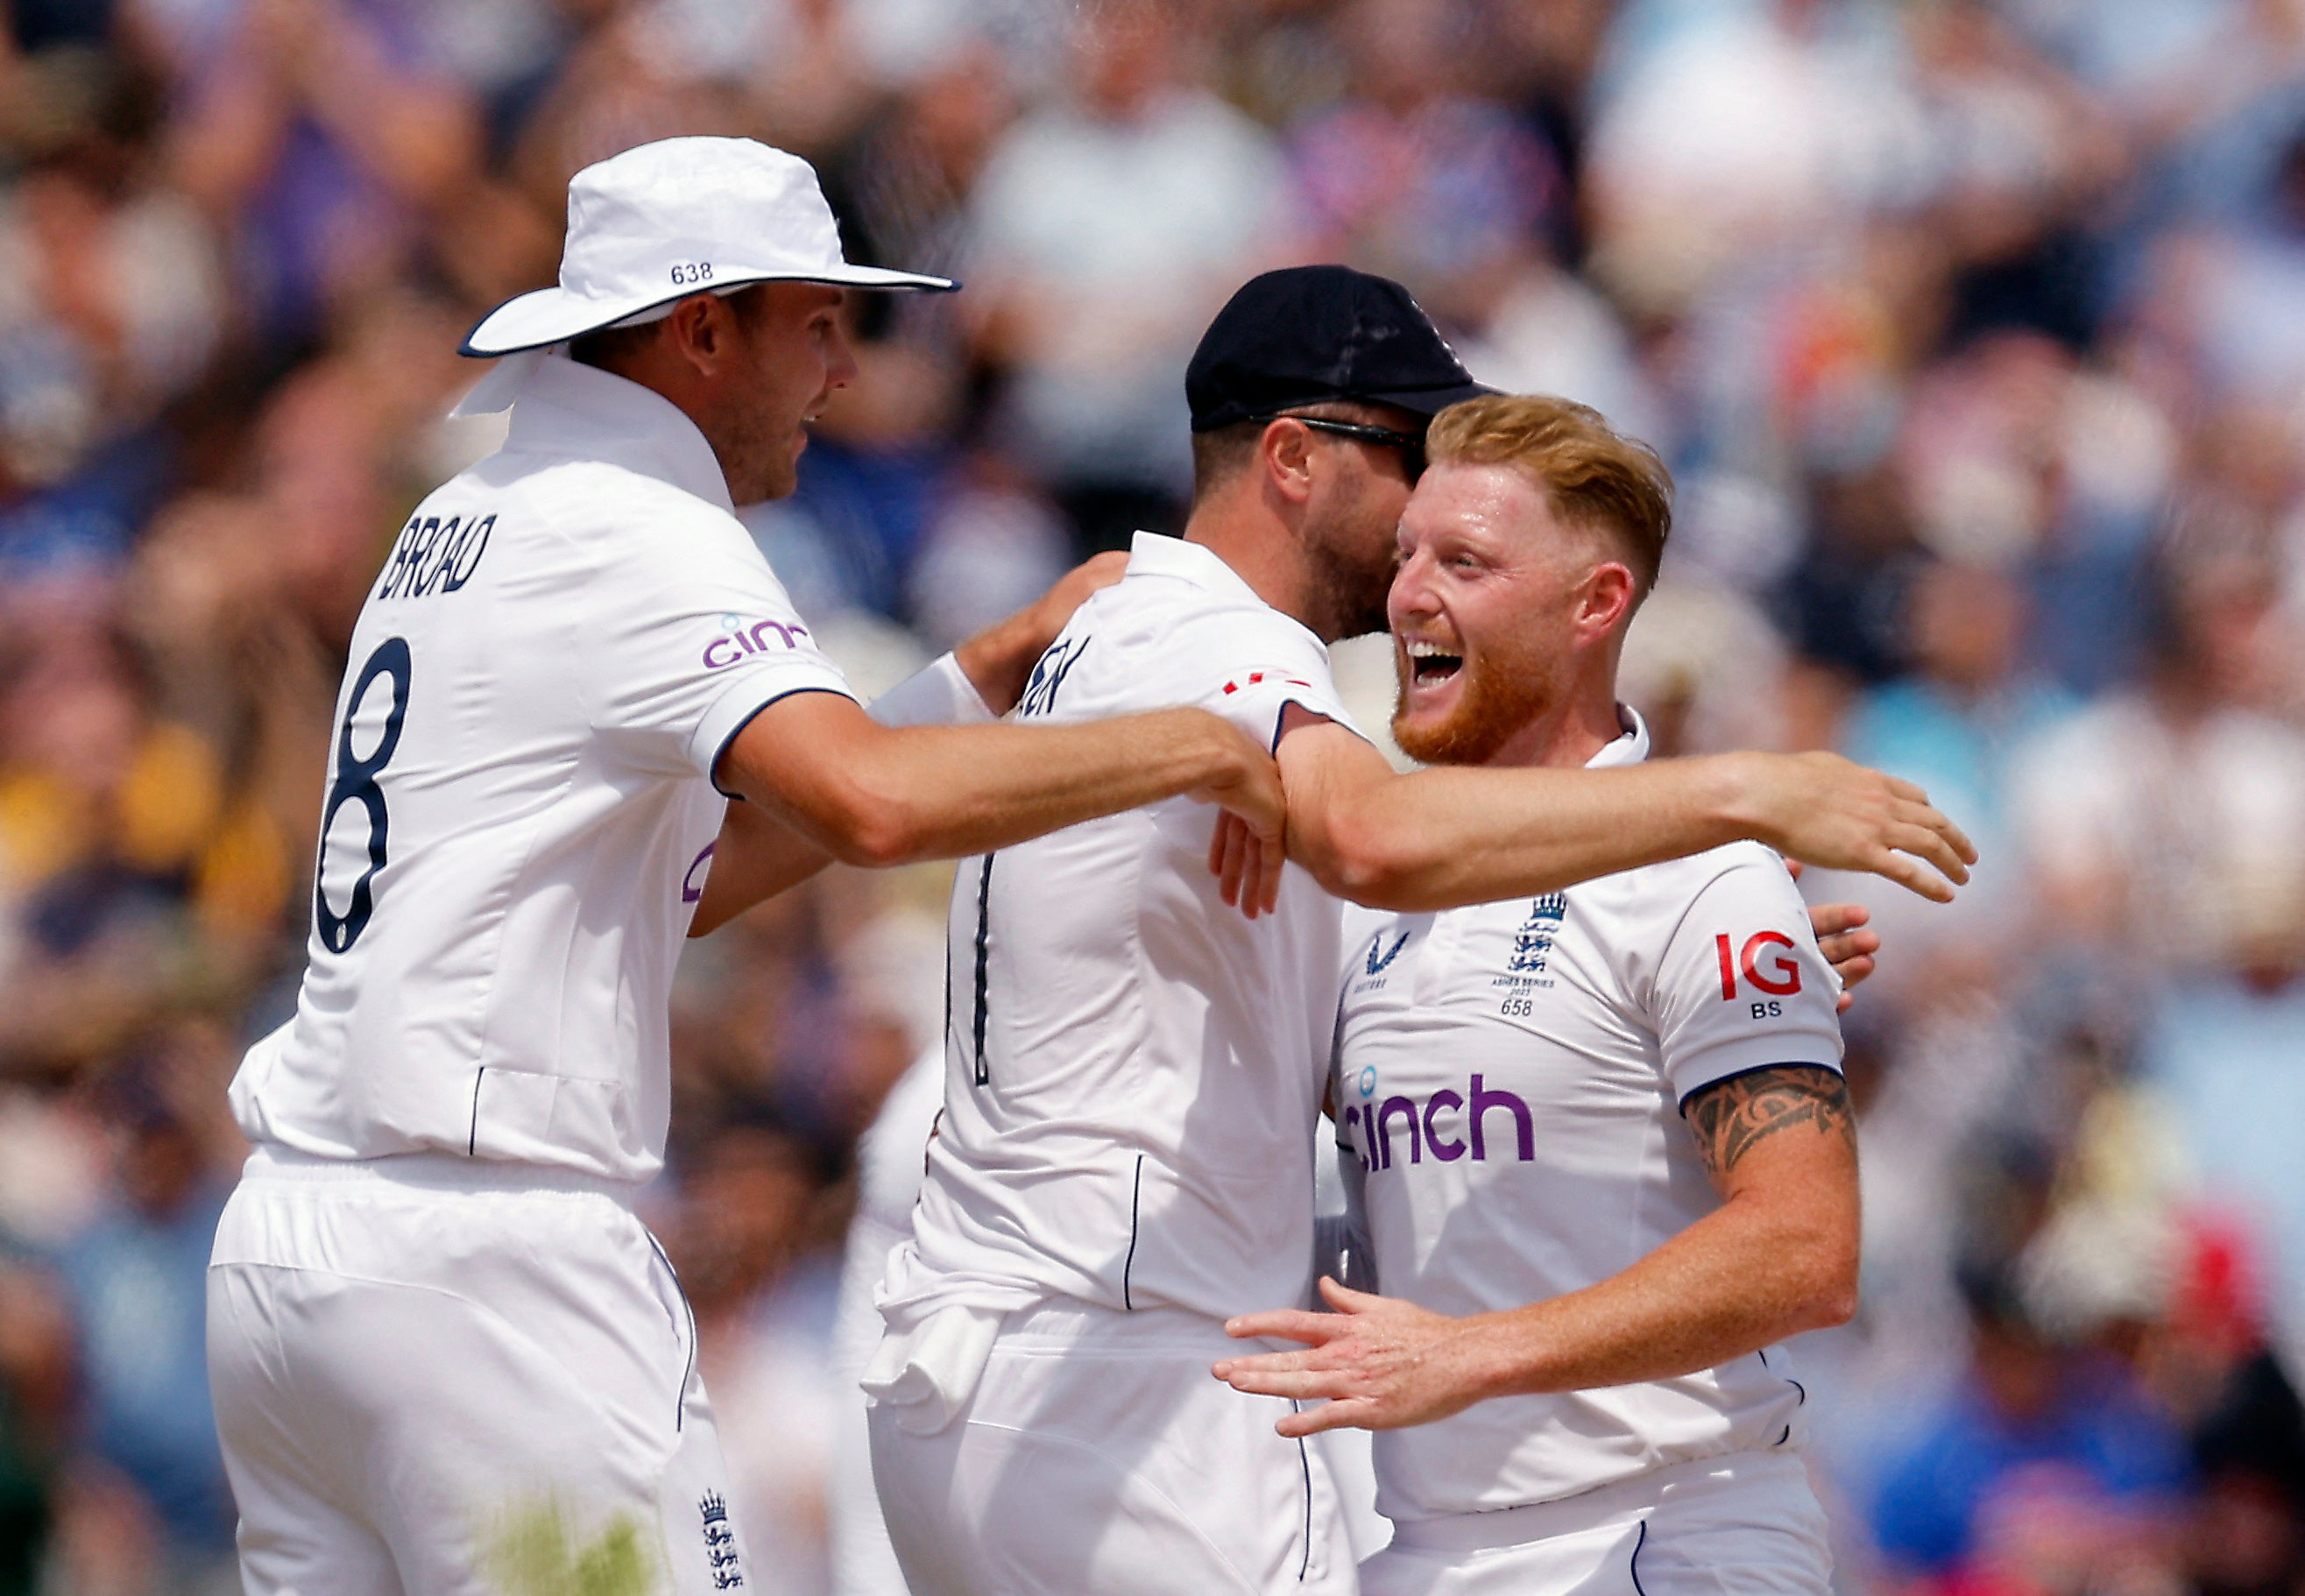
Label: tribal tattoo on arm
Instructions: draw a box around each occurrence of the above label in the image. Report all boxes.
[1683,1064,1856,1180]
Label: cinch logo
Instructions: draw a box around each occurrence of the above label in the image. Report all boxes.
[704,614,810,669]
[681,841,716,904]
[1340,1072,1534,1172]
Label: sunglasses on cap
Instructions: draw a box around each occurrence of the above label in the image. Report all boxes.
[1262,414,1428,484]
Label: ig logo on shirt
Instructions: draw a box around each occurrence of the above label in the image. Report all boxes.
[1715,931,1802,1018]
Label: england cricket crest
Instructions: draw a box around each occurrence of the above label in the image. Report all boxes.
[1493,893,1567,992]
[699,1492,744,1588]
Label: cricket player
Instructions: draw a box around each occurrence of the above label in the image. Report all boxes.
[202,137,1292,1596]
[861,268,1972,1595]
[1213,395,1871,1593]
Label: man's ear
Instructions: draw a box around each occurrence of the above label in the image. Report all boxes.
[666,294,732,379]
[1577,561,1637,645]
[1259,419,1318,506]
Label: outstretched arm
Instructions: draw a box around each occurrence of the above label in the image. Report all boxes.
[1213,1064,1859,1437]
[1253,716,1971,913]
[716,690,1284,894]
[689,554,1135,936]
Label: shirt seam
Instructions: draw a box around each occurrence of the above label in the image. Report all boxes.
[465,481,583,1126]
[703,680,858,797]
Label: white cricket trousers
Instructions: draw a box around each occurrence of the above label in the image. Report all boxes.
[206,1148,754,1596]
[1359,1451,1833,1596]
[866,1301,1357,1596]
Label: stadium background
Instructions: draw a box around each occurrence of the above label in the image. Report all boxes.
[4,0,2305,1590]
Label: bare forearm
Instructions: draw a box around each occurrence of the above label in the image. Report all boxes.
[687,801,831,937]
[1315,759,1746,911]
[727,708,1255,870]
[1295,734,1974,910]
[1215,1057,1863,1439]
[854,717,1241,862]
[1454,1196,1857,1401]
[1466,1068,1863,1398]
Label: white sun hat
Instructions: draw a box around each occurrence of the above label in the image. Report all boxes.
[458,136,955,361]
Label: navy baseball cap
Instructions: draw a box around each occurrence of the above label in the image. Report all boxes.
[1185,265,1490,433]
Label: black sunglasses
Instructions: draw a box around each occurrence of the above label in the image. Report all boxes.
[1262,414,1427,483]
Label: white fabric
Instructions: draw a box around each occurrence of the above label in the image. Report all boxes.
[1357,1452,1832,1596]
[830,1049,946,1595]
[208,1149,754,1596]
[866,1302,1355,1596]
[1333,710,1844,1522]
[865,649,996,731]
[836,1050,1384,1590]
[877,531,1361,1331]
[449,347,553,418]
[463,137,951,357]
[228,354,857,1185]
[859,1306,1001,1437]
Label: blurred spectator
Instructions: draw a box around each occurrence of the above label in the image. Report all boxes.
[0,1259,68,1596]
[963,0,1297,553]
[1,3,2302,1591]
[1841,556,2075,922]
[2142,886,2305,1376]
[1583,0,1927,312]
[0,48,212,578]
[2184,1347,2305,1596]
[2011,554,2305,972]
[1868,1268,2190,1591]
[669,1107,844,1596]
[158,0,485,344]
[1287,0,1563,328]
[51,1050,238,1592]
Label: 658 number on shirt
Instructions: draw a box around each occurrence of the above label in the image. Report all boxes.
[315,637,413,954]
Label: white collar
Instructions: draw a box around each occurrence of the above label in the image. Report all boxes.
[465,351,736,514]
[1127,531,1280,611]
[1124,530,1330,644]
[1585,706,1651,769]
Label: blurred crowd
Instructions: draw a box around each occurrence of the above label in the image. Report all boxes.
[4,0,2305,1592]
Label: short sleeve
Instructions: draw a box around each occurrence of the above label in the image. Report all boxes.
[583,514,856,784]
[1181,608,1361,752]
[869,653,995,729]
[1647,848,1843,1106]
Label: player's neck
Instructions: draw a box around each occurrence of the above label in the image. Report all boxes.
[1181,502,1330,639]
[1482,674,1628,772]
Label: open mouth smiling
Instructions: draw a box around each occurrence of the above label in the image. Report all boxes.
[1405,638,1463,688]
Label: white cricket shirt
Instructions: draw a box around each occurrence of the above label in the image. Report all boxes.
[878,533,1360,1328]
[227,355,856,1183]
[1332,711,1845,1522]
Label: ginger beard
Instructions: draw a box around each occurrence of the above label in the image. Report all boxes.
[1387,462,1618,768]
[1390,616,1566,767]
